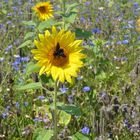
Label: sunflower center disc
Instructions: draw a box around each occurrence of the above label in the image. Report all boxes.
[38,6,47,13]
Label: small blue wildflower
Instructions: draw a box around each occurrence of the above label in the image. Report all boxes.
[33,117,42,122]
[80,17,86,23]
[133,2,138,9]
[23,102,28,106]
[6,106,10,111]
[122,40,129,44]
[18,11,23,15]
[15,102,20,108]
[124,35,129,39]
[21,57,30,62]
[85,1,90,6]
[59,87,68,94]
[38,95,45,100]
[12,6,18,11]
[7,12,12,16]
[124,119,131,128]
[6,21,12,25]
[116,41,122,45]
[81,126,90,134]
[2,112,9,119]
[83,86,90,92]
[5,45,12,52]
[92,28,101,34]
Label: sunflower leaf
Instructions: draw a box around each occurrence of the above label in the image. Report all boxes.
[57,105,82,116]
[22,20,36,27]
[75,28,92,39]
[18,40,32,49]
[38,19,55,32]
[33,128,53,140]
[72,132,89,140]
[24,32,35,40]
[26,62,40,75]
[15,82,42,91]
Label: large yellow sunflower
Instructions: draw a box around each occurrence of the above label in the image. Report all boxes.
[31,27,86,84]
[32,2,53,21]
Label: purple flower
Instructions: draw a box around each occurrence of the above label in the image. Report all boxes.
[85,1,90,6]
[81,126,90,134]
[80,17,86,23]
[2,112,9,119]
[83,86,90,92]
[20,57,30,62]
[133,2,138,9]
[38,95,45,100]
[122,40,129,44]
[23,102,28,106]
[92,28,101,34]
[15,102,20,108]
[5,45,12,52]
[59,87,68,94]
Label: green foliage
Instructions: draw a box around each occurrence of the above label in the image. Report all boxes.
[57,105,82,116]
[72,132,89,140]
[33,128,53,140]
[15,82,42,91]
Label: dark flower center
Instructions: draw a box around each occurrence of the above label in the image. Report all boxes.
[38,6,46,13]
[53,43,66,58]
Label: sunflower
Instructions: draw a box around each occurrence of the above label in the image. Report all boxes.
[32,2,53,21]
[31,26,86,84]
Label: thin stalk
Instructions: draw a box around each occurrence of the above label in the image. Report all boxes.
[54,80,58,140]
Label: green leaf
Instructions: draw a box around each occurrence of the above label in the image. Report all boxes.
[18,40,32,49]
[75,28,92,39]
[59,111,71,126]
[64,12,77,23]
[40,74,51,83]
[33,128,53,140]
[15,82,42,91]
[72,132,89,140]
[26,62,40,75]
[24,32,35,40]
[1,9,7,14]
[38,19,55,31]
[22,20,36,27]
[57,105,82,116]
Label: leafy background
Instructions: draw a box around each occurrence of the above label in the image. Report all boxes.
[0,0,140,139]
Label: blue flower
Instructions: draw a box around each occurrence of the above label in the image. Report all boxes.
[80,17,86,23]
[133,2,138,9]
[59,87,68,94]
[81,126,90,134]
[2,112,9,119]
[85,1,90,6]
[92,28,101,34]
[83,86,91,92]
[15,102,20,108]
[122,40,129,44]
[38,95,45,100]
[5,45,12,52]
[23,102,28,106]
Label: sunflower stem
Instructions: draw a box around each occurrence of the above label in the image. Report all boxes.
[54,80,58,140]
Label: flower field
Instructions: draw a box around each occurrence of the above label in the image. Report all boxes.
[0,0,140,139]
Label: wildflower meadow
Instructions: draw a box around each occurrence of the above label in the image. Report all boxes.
[0,0,140,139]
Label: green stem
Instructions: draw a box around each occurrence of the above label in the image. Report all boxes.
[62,0,66,29]
[54,80,58,140]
